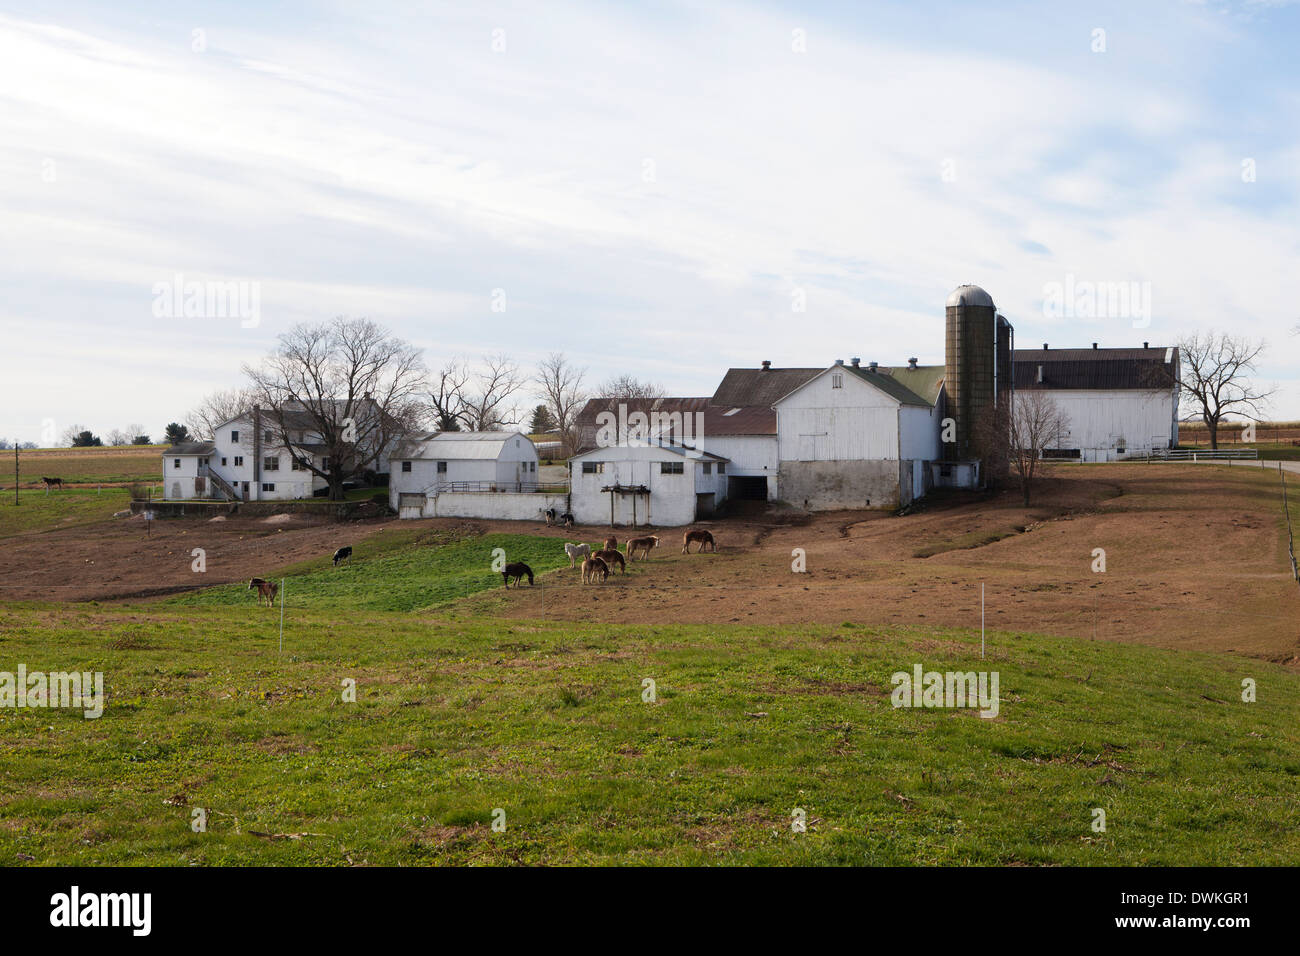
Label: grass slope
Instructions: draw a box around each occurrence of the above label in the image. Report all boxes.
[0,488,133,539]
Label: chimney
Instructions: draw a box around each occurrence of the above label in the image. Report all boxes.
[868,361,878,372]
[760,360,771,370]
[907,357,918,369]
[834,358,844,366]
[850,357,860,367]
[1092,342,1098,349]
[1042,343,1048,350]
[1143,341,1149,349]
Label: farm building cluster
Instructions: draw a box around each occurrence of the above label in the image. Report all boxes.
[163,284,1181,526]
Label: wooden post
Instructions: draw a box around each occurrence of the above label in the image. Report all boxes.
[13,445,17,506]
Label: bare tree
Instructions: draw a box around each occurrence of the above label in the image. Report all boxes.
[1175,332,1274,449]
[458,354,525,431]
[186,387,256,440]
[1008,390,1070,506]
[106,429,129,446]
[59,424,87,448]
[244,317,427,500]
[596,373,664,400]
[427,360,470,432]
[534,352,587,455]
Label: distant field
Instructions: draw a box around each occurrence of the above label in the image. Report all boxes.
[7,445,164,486]
[0,487,133,538]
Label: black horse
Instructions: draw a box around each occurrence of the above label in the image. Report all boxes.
[332,546,352,566]
[502,562,534,587]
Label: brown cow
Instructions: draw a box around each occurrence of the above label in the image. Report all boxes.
[593,548,625,574]
[248,578,279,607]
[626,535,659,561]
[581,556,609,584]
[682,529,716,553]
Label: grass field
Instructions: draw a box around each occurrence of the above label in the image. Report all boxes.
[7,446,164,486]
[0,488,133,538]
[2,463,1298,865]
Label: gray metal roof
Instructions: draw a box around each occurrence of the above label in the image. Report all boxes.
[946,284,996,309]
[163,441,216,456]
[711,368,822,406]
[1013,346,1180,390]
[392,431,532,460]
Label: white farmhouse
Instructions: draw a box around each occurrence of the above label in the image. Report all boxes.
[1013,344,1180,461]
[388,431,553,519]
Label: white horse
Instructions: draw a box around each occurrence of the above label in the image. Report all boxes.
[564,542,591,568]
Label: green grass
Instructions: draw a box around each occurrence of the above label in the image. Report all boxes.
[0,487,133,538]
[1,597,1297,865]
[167,532,576,612]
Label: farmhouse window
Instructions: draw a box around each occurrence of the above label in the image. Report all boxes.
[221,457,227,466]
[529,462,536,472]
[264,456,280,471]
[263,430,273,442]
[832,373,843,388]
[173,459,181,469]
[230,430,239,443]
[261,483,275,492]
[702,463,712,475]
[660,461,684,475]
[401,461,412,473]
[292,457,310,471]
[582,461,604,474]
[234,456,244,467]
[718,463,726,474]
[436,461,448,474]
[940,464,952,478]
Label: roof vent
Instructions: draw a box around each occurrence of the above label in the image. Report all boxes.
[760,360,771,370]
[908,357,918,369]
[850,357,860,367]
[1042,343,1048,350]
[1092,342,1098,349]
[834,358,844,366]
[1143,341,1149,349]
[868,361,878,372]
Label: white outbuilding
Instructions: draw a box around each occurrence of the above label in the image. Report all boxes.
[568,441,729,527]
[388,431,553,519]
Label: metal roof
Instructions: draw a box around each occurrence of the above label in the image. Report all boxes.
[710,368,822,406]
[876,364,946,406]
[946,284,996,309]
[1013,347,1180,390]
[163,441,216,456]
[392,431,532,460]
[700,405,776,436]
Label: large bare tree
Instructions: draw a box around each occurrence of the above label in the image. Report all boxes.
[533,352,587,455]
[458,354,525,432]
[427,360,470,432]
[244,317,427,500]
[186,387,257,440]
[1008,390,1070,506]
[1175,332,1274,448]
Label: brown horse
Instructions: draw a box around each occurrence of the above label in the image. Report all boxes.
[581,556,609,584]
[603,535,618,552]
[593,548,625,574]
[626,535,659,561]
[682,529,716,553]
[248,578,279,607]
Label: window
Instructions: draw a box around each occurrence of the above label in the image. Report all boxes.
[939,464,952,478]
[263,430,273,442]
[173,459,181,469]
[660,461,684,475]
[718,463,726,474]
[233,456,244,467]
[702,463,712,475]
[292,456,310,471]
[264,456,279,471]
[529,461,536,472]
[832,373,843,388]
[230,430,239,443]
[582,461,604,474]
[401,461,412,473]
[321,458,329,473]
[261,483,275,492]
[436,461,448,474]
[221,457,227,466]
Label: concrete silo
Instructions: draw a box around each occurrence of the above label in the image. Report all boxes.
[943,284,1014,471]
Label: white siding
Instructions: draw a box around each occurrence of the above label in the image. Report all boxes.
[775,371,901,462]
[899,405,942,462]
[1049,389,1175,460]
[700,435,776,475]
[569,444,708,527]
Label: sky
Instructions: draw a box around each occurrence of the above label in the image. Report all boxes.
[2,0,1299,444]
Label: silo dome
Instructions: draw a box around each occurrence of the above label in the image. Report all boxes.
[946,284,996,309]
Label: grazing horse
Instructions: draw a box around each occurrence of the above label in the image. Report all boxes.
[248,578,279,607]
[564,542,591,568]
[626,535,659,561]
[332,546,352,566]
[542,508,558,526]
[593,548,625,575]
[502,562,534,587]
[682,529,717,553]
[603,536,618,552]
[581,556,609,584]
[41,477,63,491]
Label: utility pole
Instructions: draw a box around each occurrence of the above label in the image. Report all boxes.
[13,444,18,506]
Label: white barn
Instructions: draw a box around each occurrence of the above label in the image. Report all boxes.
[388,431,554,519]
[1014,344,1180,461]
[568,442,729,527]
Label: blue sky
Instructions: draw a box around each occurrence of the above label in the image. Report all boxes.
[3,0,1299,443]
